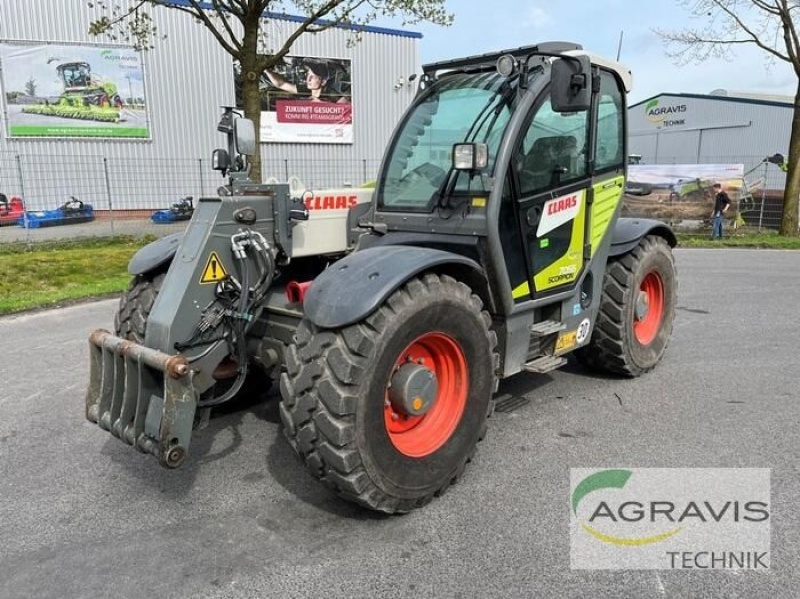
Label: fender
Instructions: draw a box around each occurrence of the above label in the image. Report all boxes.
[303,246,483,329]
[609,218,677,257]
[128,232,183,276]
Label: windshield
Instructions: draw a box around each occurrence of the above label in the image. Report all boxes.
[377,71,518,211]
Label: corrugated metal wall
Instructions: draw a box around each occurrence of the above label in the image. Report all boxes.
[0,0,420,208]
[628,93,793,179]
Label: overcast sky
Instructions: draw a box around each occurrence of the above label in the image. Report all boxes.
[381,0,797,105]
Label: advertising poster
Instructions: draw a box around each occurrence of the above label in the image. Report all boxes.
[624,163,744,221]
[0,42,149,138]
[235,55,352,144]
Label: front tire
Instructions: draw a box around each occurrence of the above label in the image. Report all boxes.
[575,235,676,377]
[280,274,498,513]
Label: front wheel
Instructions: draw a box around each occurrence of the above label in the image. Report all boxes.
[575,235,676,377]
[279,273,498,513]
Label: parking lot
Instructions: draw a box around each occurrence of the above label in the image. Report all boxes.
[0,248,797,598]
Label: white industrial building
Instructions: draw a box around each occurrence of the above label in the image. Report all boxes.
[0,0,420,212]
[628,89,793,186]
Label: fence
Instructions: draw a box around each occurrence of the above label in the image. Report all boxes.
[0,150,381,244]
[0,150,794,245]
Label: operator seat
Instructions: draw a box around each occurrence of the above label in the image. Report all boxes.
[520,135,578,191]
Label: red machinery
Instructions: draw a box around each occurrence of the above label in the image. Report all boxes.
[0,195,24,226]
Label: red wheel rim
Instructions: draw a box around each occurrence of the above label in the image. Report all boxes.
[633,271,665,345]
[384,332,469,458]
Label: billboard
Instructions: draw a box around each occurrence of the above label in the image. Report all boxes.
[623,164,745,222]
[236,55,352,144]
[0,42,149,139]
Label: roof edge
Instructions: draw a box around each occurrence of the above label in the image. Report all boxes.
[630,91,793,110]
[166,1,422,39]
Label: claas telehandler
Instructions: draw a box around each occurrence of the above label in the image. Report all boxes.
[85,42,677,513]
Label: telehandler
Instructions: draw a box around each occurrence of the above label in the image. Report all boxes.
[86,42,677,513]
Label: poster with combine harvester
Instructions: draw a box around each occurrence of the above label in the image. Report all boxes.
[0,42,149,139]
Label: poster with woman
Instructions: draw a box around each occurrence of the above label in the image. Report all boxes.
[235,55,352,144]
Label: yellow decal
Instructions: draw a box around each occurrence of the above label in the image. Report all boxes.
[200,251,228,284]
[590,176,625,253]
[555,330,578,354]
[534,191,586,292]
[471,197,487,208]
[512,280,530,299]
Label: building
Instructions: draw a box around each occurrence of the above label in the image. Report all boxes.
[627,89,797,229]
[628,89,794,184]
[0,0,420,212]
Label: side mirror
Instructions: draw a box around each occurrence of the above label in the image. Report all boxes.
[212,149,231,172]
[234,118,256,156]
[551,55,591,113]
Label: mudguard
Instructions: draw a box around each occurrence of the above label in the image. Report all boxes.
[609,218,677,257]
[303,245,482,329]
[129,232,183,275]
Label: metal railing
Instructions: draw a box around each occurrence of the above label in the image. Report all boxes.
[0,150,793,245]
[0,150,381,244]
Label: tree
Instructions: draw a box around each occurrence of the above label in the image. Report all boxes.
[87,1,453,182]
[24,77,37,97]
[656,0,800,236]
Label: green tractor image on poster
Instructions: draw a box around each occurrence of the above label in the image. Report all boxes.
[22,61,124,123]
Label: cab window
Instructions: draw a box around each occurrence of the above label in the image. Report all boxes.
[595,70,625,171]
[516,91,589,196]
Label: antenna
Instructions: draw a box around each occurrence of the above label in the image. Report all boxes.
[616,30,624,61]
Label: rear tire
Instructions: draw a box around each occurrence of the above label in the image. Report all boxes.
[280,273,498,513]
[115,271,166,343]
[575,235,676,377]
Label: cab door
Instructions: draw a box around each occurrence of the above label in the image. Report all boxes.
[510,87,592,301]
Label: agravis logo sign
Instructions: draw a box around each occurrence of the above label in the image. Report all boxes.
[645,99,687,127]
[570,468,771,570]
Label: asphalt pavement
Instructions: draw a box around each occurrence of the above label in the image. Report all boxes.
[0,248,798,598]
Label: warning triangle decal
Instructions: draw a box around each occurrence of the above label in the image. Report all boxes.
[200,251,228,284]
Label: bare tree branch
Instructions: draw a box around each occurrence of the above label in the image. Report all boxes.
[181,0,242,56]
[658,0,800,235]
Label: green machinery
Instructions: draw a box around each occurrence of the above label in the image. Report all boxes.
[23,61,123,122]
[85,42,677,513]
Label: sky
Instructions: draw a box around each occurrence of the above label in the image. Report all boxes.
[378,0,798,105]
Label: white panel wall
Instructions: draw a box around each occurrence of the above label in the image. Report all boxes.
[0,0,420,209]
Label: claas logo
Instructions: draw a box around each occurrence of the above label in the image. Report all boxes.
[547,194,577,216]
[303,195,359,210]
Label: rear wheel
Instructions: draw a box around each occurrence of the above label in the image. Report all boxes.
[575,235,676,377]
[115,271,166,343]
[280,273,498,513]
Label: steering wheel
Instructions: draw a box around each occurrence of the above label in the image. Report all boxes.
[400,163,446,186]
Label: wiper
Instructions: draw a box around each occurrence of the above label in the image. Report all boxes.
[463,79,515,144]
[477,81,516,144]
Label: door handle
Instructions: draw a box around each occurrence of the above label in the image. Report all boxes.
[526,205,543,227]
